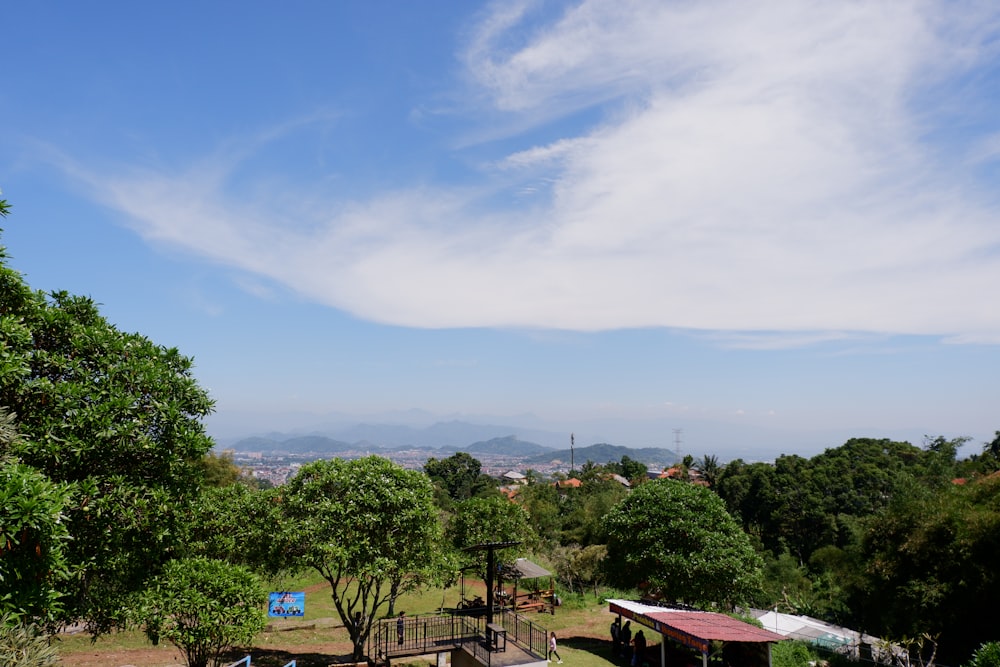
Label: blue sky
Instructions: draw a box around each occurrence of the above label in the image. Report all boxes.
[2,1,1000,459]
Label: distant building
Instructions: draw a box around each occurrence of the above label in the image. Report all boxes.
[607,473,632,488]
[502,470,527,485]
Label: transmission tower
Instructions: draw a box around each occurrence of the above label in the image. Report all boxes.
[673,428,683,462]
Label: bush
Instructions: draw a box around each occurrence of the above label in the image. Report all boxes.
[772,640,820,667]
[134,557,266,667]
[0,613,59,667]
[965,642,1000,667]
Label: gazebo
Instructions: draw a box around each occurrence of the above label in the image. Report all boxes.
[608,599,785,667]
[498,558,557,615]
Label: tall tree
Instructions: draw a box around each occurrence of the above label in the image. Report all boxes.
[853,473,1000,666]
[447,495,535,581]
[603,479,764,608]
[694,454,720,488]
[0,220,215,633]
[281,456,443,661]
[424,451,494,506]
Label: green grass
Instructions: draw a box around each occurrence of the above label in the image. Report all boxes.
[55,576,625,667]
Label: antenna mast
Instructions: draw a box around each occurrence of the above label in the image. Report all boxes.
[673,428,683,463]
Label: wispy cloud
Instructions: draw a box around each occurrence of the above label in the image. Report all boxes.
[71,0,1000,344]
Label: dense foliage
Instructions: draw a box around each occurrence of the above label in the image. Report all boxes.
[603,478,764,607]
[855,473,1000,664]
[447,495,536,581]
[135,557,266,667]
[716,435,999,665]
[424,451,496,507]
[0,220,215,634]
[281,456,444,660]
[0,612,59,667]
[964,642,1000,667]
[0,457,72,624]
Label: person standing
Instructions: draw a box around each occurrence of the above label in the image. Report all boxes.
[620,621,632,661]
[548,631,563,664]
[397,611,406,645]
[611,617,621,656]
[631,630,646,667]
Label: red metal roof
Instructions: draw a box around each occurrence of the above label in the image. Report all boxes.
[609,600,784,653]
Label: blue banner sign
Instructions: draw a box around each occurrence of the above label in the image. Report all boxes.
[268,591,305,617]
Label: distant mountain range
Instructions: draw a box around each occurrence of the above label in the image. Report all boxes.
[225,421,679,467]
[209,409,951,463]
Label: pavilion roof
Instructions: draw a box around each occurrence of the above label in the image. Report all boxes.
[609,599,785,653]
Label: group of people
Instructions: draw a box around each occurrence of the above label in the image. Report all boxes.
[610,618,647,667]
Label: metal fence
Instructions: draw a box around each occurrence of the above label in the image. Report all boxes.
[369,609,548,666]
[370,613,486,663]
[501,608,549,659]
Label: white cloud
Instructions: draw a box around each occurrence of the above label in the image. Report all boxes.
[79,0,1000,344]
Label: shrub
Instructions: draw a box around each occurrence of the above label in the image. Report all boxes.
[772,640,820,667]
[965,642,1000,667]
[134,557,266,667]
[0,613,59,667]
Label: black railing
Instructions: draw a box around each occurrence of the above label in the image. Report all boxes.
[369,609,548,666]
[370,614,485,664]
[501,608,548,659]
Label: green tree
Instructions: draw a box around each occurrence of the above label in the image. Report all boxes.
[424,452,494,506]
[515,481,562,549]
[606,455,647,484]
[551,544,607,596]
[559,478,627,546]
[716,439,939,560]
[183,483,287,573]
[135,557,266,667]
[0,459,72,625]
[448,495,535,582]
[853,473,1000,665]
[694,454,720,488]
[603,479,764,608]
[281,456,443,661]
[771,640,820,667]
[1,407,73,624]
[715,459,778,547]
[196,451,245,488]
[0,220,215,633]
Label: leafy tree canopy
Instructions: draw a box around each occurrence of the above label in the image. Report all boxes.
[424,451,495,505]
[281,456,443,660]
[603,479,764,608]
[0,218,215,633]
[715,438,957,560]
[447,495,536,582]
[0,454,72,625]
[854,473,1000,666]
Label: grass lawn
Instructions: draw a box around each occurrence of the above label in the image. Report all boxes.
[55,574,629,667]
